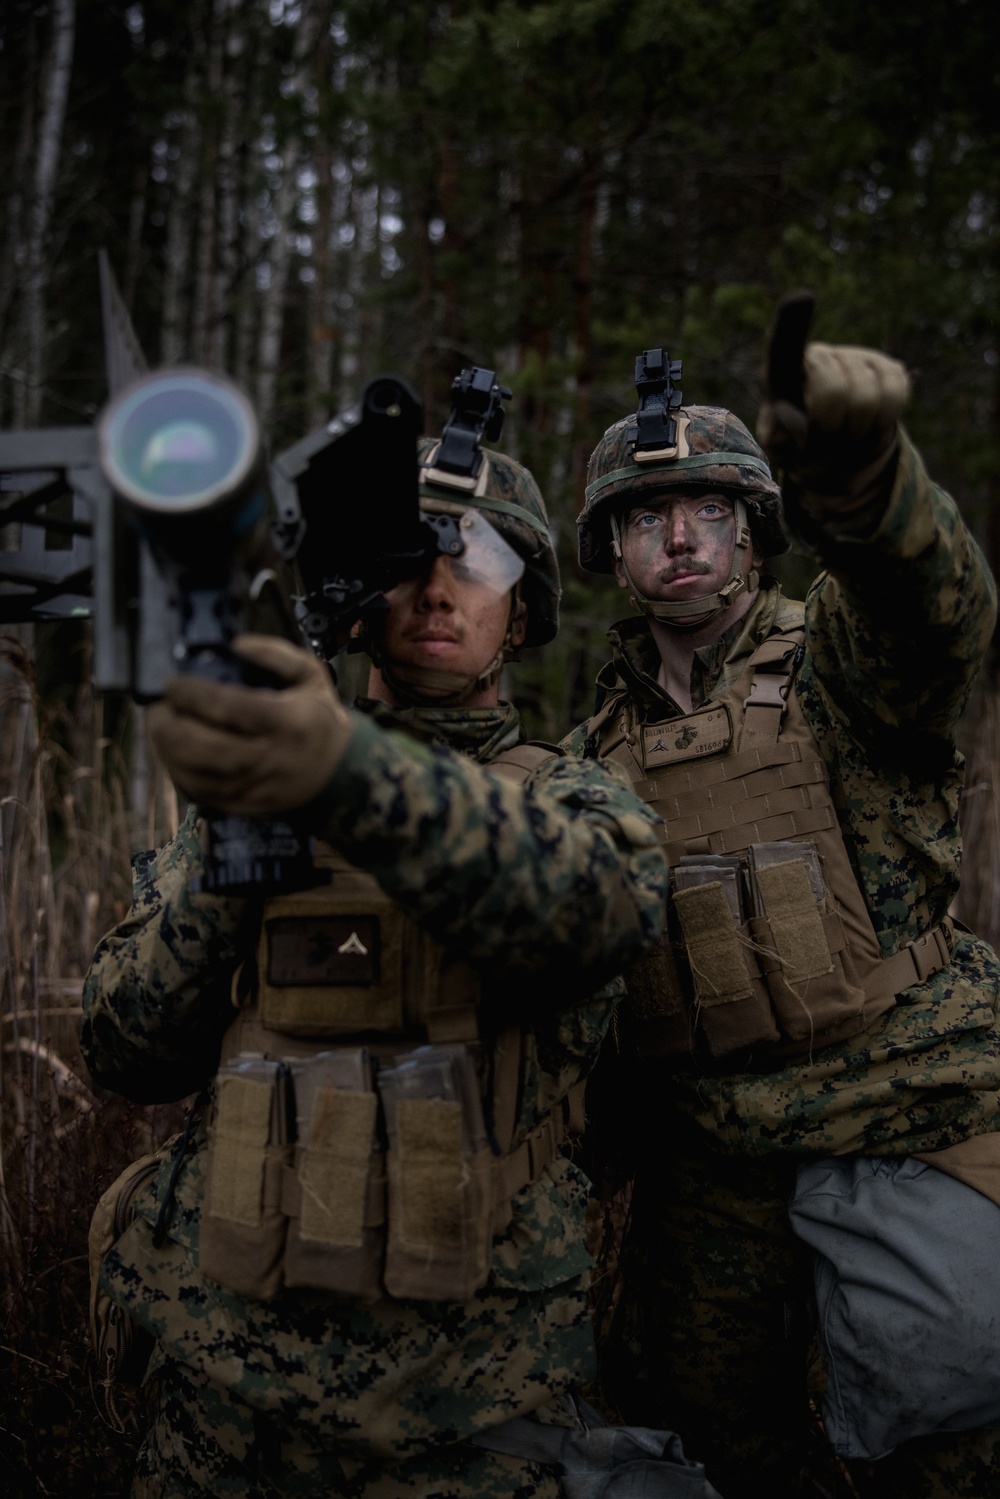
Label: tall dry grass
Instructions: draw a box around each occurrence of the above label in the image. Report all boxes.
[0,627,183,1497]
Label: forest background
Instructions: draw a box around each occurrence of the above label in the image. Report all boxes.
[1,1,999,1494]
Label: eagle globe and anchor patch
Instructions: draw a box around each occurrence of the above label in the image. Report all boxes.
[640,705,732,769]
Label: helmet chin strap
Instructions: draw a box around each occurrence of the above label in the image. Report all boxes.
[611,498,758,632]
[372,591,526,707]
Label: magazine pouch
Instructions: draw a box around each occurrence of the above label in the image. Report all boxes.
[283,1048,385,1298]
[379,1044,494,1300]
[199,1059,292,1301]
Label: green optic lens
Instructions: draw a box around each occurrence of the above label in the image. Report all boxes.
[100,371,258,512]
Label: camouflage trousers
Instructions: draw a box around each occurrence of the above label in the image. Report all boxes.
[132,1356,563,1499]
[601,1112,1000,1499]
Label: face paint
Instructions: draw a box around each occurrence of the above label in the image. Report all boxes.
[617,493,741,603]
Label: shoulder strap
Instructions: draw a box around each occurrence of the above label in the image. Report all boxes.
[739,629,805,751]
[488,741,562,784]
[580,685,635,762]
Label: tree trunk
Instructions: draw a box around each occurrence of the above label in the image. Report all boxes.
[20,0,76,427]
[255,163,298,428]
[255,1,323,426]
[160,86,201,364]
[190,0,225,365]
[568,154,599,503]
[0,13,39,411]
[208,18,242,373]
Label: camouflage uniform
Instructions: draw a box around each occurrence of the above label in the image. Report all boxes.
[83,697,665,1498]
[566,431,1000,1497]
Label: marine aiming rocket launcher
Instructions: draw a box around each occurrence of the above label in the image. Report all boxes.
[0,258,428,699]
[0,256,520,891]
[0,256,432,891]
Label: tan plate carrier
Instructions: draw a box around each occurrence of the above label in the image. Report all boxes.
[589,628,955,1063]
[199,743,586,1303]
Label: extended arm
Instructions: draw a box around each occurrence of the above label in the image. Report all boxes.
[82,672,665,1102]
[312,714,665,982]
[802,432,995,743]
[759,339,996,746]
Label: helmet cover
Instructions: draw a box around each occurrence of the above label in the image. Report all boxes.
[418,436,560,645]
[579,404,787,573]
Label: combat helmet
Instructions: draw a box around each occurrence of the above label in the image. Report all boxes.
[418,382,560,650]
[371,366,560,705]
[579,349,786,628]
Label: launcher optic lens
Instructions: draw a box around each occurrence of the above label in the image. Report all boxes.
[99,370,259,513]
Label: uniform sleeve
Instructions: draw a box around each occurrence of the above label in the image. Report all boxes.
[81,806,248,1103]
[312,719,666,996]
[802,430,996,748]
[82,733,666,1100]
[558,722,591,756]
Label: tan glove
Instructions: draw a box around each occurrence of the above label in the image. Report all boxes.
[757,341,911,525]
[147,634,353,817]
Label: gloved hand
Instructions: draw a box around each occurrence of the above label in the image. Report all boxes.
[147,634,353,817]
[757,340,911,526]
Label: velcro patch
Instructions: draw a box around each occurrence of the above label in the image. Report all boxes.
[642,706,732,768]
[299,1087,378,1247]
[266,916,380,987]
[673,882,753,1006]
[755,860,832,983]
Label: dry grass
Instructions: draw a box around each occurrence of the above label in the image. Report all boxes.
[0,628,182,1496]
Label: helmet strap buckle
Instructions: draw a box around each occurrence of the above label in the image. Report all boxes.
[718,576,747,606]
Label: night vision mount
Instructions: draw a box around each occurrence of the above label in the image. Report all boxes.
[630,348,685,463]
[421,366,511,493]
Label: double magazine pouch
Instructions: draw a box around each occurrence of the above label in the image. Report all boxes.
[644,840,863,1059]
[200,1062,291,1300]
[283,1052,383,1299]
[379,1047,494,1300]
[609,629,954,1063]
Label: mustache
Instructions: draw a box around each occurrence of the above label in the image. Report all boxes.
[660,559,712,581]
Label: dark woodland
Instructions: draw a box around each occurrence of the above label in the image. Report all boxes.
[1,2,998,1493]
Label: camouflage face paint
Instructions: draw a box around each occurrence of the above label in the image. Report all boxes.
[616,493,739,606]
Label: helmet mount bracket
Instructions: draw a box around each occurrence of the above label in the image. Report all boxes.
[633,414,691,464]
[629,348,684,455]
[430,366,512,485]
